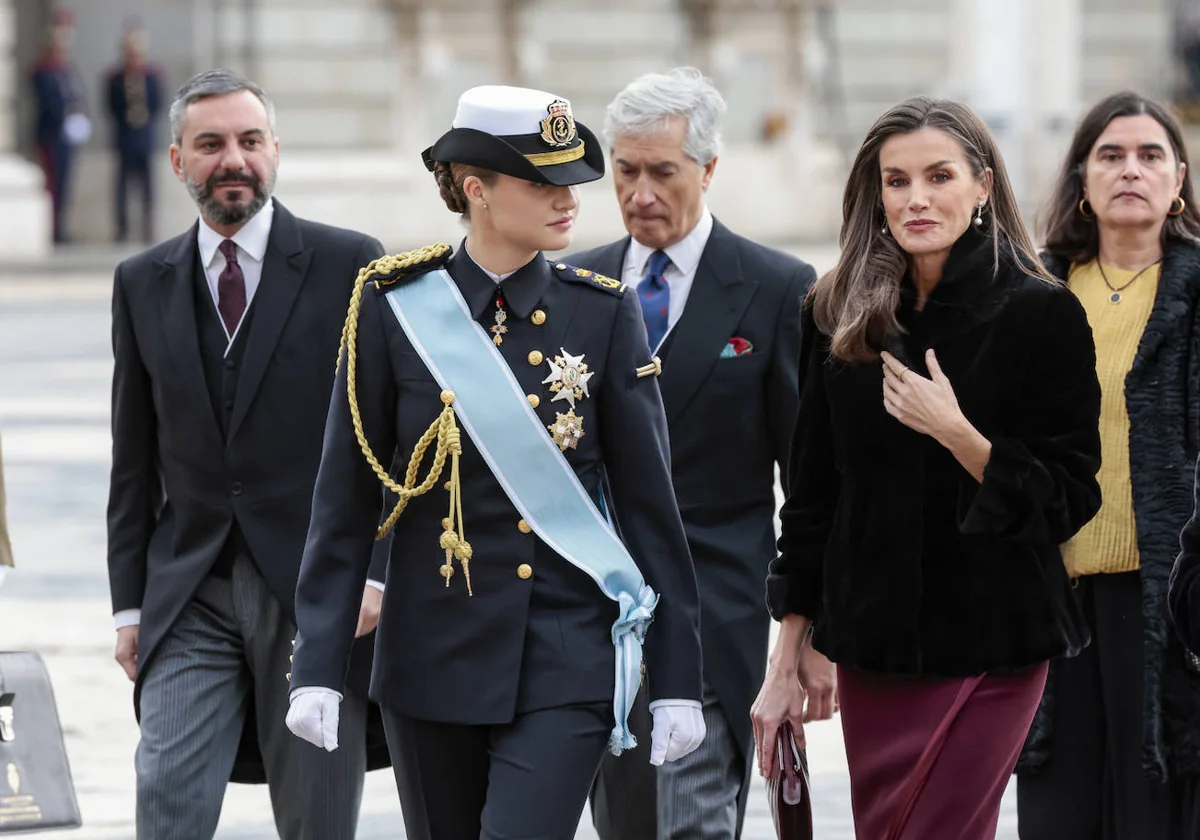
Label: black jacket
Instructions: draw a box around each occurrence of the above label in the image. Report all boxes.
[768,229,1102,676]
[106,201,389,781]
[290,247,703,721]
[1029,241,1200,782]
[568,219,814,759]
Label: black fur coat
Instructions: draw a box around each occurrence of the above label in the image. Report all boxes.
[768,230,1102,676]
[1018,241,1200,782]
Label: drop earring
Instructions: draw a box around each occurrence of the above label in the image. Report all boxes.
[974,199,985,227]
[881,217,889,235]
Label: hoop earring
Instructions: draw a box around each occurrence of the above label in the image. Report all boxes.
[1170,195,1186,216]
[1078,198,1095,219]
[974,199,985,227]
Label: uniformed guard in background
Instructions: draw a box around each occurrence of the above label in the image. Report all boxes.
[285,86,707,840]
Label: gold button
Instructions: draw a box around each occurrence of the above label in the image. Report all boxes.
[517,563,533,580]
[440,389,456,405]
[556,263,567,270]
[528,350,544,365]
[527,394,540,408]
[532,310,547,325]
[286,673,292,682]
[517,519,532,534]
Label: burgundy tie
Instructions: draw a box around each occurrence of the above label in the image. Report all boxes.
[217,239,247,336]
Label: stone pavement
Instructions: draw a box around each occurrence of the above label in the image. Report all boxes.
[0,263,1018,838]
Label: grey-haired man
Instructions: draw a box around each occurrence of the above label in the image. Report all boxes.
[106,69,389,839]
[571,68,831,839]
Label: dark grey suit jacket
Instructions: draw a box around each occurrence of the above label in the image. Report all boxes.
[106,200,389,781]
[570,218,814,758]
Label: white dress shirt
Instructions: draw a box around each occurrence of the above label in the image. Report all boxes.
[621,207,715,352]
[464,246,519,284]
[114,200,383,630]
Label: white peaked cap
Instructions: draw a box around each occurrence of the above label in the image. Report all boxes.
[452,86,574,137]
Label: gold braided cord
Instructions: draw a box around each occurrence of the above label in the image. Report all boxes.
[337,244,460,542]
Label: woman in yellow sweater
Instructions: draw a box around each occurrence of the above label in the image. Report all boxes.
[1016,91,1200,838]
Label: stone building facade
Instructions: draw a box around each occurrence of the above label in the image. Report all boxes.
[0,0,1179,255]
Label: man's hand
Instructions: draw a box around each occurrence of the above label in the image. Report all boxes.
[797,640,837,721]
[115,625,139,682]
[355,585,383,638]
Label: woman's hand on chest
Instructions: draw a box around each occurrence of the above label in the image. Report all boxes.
[881,348,970,445]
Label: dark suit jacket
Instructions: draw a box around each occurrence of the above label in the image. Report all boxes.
[291,249,703,721]
[106,200,389,781]
[569,218,815,759]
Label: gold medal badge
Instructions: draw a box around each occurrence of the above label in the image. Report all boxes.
[541,348,593,410]
[549,409,585,452]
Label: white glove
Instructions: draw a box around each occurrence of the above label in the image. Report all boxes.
[648,700,706,766]
[285,687,342,752]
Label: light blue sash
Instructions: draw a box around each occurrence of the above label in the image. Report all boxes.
[383,268,657,754]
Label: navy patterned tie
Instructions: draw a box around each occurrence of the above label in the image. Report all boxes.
[638,249,672,350]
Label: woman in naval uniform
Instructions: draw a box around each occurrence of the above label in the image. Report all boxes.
[284,86,706,840]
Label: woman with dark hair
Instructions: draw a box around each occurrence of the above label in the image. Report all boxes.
[282,85,705,840]
[1016,90,1200,840]
[751,96,1103,839]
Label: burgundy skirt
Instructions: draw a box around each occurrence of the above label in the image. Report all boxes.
[838,662,1048,840]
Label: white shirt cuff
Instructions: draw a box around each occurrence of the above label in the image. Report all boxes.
[365,579,385,593]
[289,686,343,702]
[114,608,142,629]
[648,698,703,712]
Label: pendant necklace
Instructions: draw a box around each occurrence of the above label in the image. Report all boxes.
[1098,258,1160,305]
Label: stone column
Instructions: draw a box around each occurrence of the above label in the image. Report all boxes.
[679,0,718,71]
[950,0,1082,219]
[969,0,1032,199]
[1027,0,1082,213]
[0,0,51,257]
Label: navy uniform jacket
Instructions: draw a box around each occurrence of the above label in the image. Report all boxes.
[106,64,164,158]
[31,57,83,146]
[291,247,704,721]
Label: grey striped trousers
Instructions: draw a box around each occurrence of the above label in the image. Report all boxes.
[591,683,747,839]
[134,555,367,840]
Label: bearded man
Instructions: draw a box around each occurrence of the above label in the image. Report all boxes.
[106,69,390,840]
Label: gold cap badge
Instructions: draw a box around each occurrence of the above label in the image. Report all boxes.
[540,100,577,148]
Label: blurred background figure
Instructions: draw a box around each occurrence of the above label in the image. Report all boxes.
[29,6,89,244]
[105,17,164,244]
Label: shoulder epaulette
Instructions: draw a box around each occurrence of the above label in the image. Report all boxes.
[368,243,453,293]
[550,262,626,296]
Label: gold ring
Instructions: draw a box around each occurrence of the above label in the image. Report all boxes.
[898,366,907,382]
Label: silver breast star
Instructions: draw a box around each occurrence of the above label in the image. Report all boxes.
[541,348,594,410]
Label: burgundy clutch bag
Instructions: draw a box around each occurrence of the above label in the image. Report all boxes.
[766,721,813,839]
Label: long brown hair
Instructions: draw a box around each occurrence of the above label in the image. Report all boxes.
[812,96,1051,363]
[1041,91,1200,263]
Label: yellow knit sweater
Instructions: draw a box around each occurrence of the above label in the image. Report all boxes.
[1060,259,1159,578]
